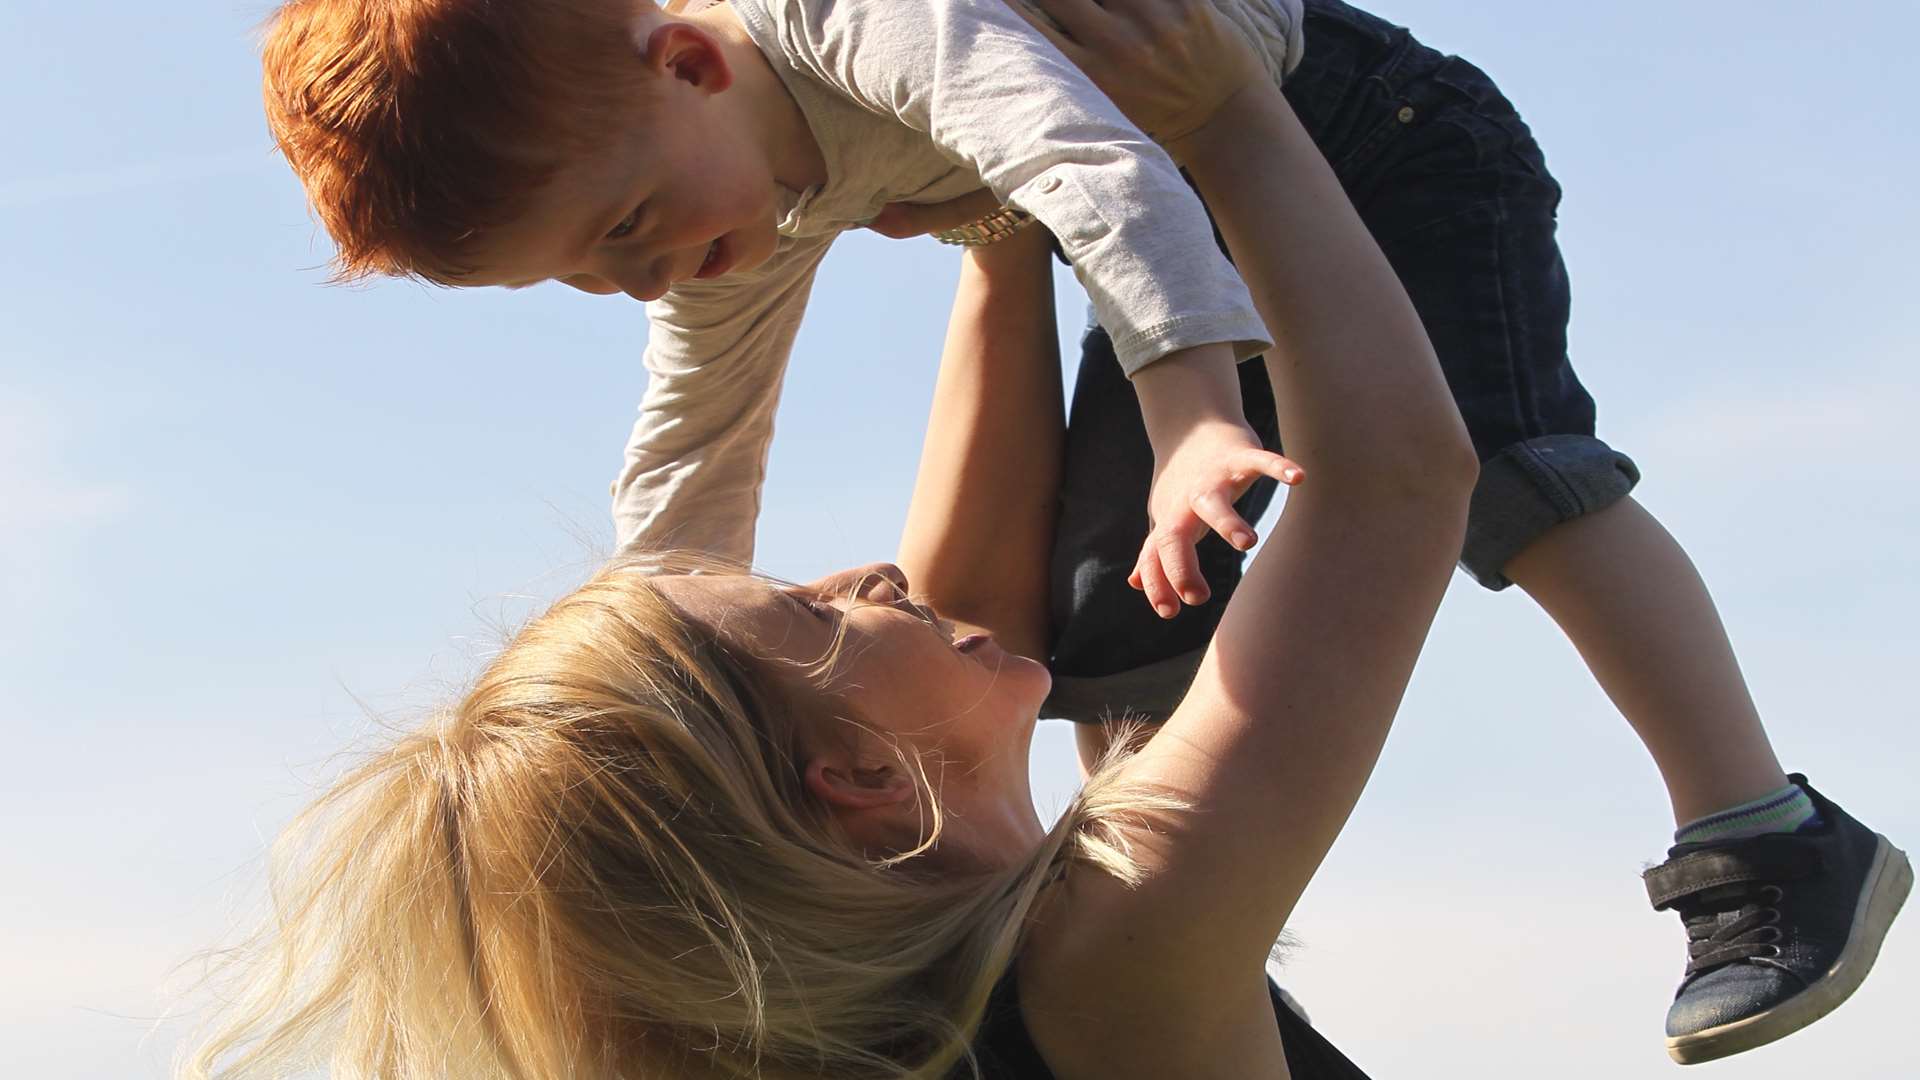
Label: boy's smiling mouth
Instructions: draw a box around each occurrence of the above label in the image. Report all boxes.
[695,235,732,279]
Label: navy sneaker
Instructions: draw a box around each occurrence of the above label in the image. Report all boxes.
[1643,774,1911,1064]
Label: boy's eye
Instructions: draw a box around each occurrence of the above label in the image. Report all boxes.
[605,207,640,241]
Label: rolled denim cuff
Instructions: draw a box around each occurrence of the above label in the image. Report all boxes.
[1042,647,1205,725]
[1461,434,1641,590]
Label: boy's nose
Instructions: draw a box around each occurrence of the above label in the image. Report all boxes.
[619,267,673,302]
[620,256,688,303]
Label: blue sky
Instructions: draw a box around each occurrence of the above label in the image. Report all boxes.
[2,1,1915,1076]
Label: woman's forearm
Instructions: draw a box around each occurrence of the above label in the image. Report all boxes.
[896,228,1063,661]
[1148,87,1478,932]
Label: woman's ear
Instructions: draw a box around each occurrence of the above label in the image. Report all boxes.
[804,757,916,813]
[805,755,921,854]
[640,20,735,94]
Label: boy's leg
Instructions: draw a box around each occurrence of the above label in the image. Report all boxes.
[1501,500,1909,1062]
[1378,46,1911,1059]
[1502,496,1786,824]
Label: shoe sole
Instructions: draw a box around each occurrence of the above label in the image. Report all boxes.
[1667,834,1913,1065]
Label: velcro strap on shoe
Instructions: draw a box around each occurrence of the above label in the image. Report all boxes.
[1643,835,1823,911]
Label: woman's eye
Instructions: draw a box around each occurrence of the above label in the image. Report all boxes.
[605,208,640,241]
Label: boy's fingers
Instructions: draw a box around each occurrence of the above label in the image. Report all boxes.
[1192,489,1257,551]
[1153,528,1211,608]
[1241,447,1306,486]
[1134,545,1180,619]
[1121,534,1182,614]
[1136,549,1182,618]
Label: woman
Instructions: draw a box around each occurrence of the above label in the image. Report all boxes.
[182,2,1476,1076]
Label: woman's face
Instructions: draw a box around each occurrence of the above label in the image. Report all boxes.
[652,564,1051,859]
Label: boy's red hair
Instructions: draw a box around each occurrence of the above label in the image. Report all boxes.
[261,0,642,283]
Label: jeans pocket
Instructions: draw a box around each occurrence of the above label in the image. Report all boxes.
[1429,56,1561,193]
[1324,59,1464,181]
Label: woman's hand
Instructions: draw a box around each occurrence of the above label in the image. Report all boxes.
[1008,0,1267,160]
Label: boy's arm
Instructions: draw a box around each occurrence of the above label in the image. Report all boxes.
[894,227,1062,662]
[612,234,835,562]
[762,0,1270,377]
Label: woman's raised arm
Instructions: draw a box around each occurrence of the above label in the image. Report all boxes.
[894,226,1063,663]
[1011,0,1480,1031]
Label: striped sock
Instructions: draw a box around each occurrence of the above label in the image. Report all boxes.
[1675,783,1823,846]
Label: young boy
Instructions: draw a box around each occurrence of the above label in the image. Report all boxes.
[261,0,1306,600]
[999,0,1908,1066]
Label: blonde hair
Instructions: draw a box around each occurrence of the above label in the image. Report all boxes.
[180,555,1175,1079]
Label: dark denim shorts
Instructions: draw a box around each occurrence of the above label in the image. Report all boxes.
[1045,0,1641,724]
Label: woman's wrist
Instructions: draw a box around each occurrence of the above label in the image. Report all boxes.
[1163,80,1285,170]
[930,205,1036,247]
[961,223,1054,282]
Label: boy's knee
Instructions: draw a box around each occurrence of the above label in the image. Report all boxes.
[1461,434,1640,590]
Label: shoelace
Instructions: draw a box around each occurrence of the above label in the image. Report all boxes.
[1680,883,1788,976]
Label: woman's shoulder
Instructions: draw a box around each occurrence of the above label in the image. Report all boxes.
[1007,902,1295,1079]
[998,935,1374,1080]
[967,968,1055,1079]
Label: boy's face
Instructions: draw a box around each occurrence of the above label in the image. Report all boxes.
[464,28,785,301]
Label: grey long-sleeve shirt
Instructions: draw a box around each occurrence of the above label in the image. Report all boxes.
[615,0,1304,560]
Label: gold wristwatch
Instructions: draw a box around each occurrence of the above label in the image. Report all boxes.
[930,205,1036,246]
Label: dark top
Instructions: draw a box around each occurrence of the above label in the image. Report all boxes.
[968,970,1373,1079]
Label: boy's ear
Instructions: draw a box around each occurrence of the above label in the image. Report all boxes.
[640,21,734,94]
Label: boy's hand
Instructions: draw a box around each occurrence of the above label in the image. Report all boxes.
[1137,419,1303,618]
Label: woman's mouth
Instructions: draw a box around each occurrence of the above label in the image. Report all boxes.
[954,634,990,655]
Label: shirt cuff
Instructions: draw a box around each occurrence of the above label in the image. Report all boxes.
[1110,312,1273,377]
